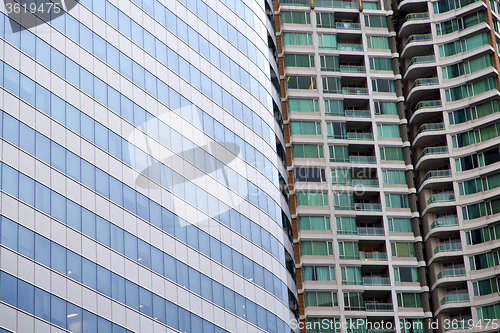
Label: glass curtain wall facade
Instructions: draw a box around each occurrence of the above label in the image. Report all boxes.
[276,0,430,332]
[0,0,299,332]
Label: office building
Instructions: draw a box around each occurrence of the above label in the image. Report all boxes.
[0,0,299,332]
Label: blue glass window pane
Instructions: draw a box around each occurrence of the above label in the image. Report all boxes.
[96,266,111,297]
[108,131,122,160]
[98,317,112,333]
[94,78,108,106]
[35,287,51,321]
[113,324,127,333]
[82,258,97,290]
[80,113,94,142]
[167,48,179,74]
[96,216,110,247]
[51,242,67,275]
[18,279,35,314]
[235,293,245,318]
[123,186,136,214]
[0,217,18,251]
[210,237,221,263]
[79,25,93,52]
[35,132,50,164]
[245,299,257,325]
[152,294,166,324]
[81,160,95,191]
[212,281,224,307]
[108,87,120,115]
[125,280,139,310]
[253,263,264,288]
[151,247,164,275]
[161,208,175,236]
[198,230,210,257]
[186,224,198,249]
[51,294,67,328]
[221,243,233,270]
[200,274,212,301]
[145,71,157,97]
[20,28,36,58]
[232,251,243,276]
[82,309,98,332]
[65,15,79,43]
[203,321,216,333]
[144,31,155,56]
[137,239,151,268]
[188,267,201,295]
[20,74,36,106]
[66,58,80,88]
[95,169,110,198]
[35,84,51,115]
[165,301,179,330]
[191,314,203,333]
[66,303,83,332]
[66,151,81,183]
[3,113,19,146]
[18,225,34,259]
[19,173,35,207]
[35,38,51,69]
[51,141,66,173]
[178,307,190,333]
[243,256,254,281]
[35,182,50,215]
[19,122,35,155]
[136,192,149,221]
[35,234,51,267]
[133,62,145,89]
[111,273,126,304]
[224,287,235,313]
[81,208,96,239]
[124,232,138,261]
[139,287,153,317]
[109,177,123,206]
[4,64,19,97]
[118,11,131,38]
[174,217,186,243]
[67,250,82,282]
[110,224,124,255]
[131,21,144,47]
[66,105,80,135]
[164,254,176,281]
[257,305,268,330]
[80,68,94,97]
[176,261,188,286]
[93,34,107,62]
[51,49,65,78]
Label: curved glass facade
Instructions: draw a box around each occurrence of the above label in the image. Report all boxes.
[0,0,298,332]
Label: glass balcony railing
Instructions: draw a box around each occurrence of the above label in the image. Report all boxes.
[340,65,366,73]
[347,132,373,140]
[359,251,387,260]
[365,303,393,311]
[343,87,369,95]
[422,170,452,183]
[358,227,385,235]
[416,123,445,135]
[363,277,391,285]
[315,0,359,8]
[411,77,439,90]
[350,156,377,163]
[344,109,371,117]
[336,22,361,30]
[405,34,432,45]
[408,55,435,68]
[352,179,379,187]
[403,12,430,22]
[355,203,382,211]
[427,194,455,205]
[414,100,442,111]
[430,218,459,229]
[280,0,309,5]
[419,146,448,159]
[440,294,469,305]
[437,268,466,279]
[342,280,363,285]
[338,43,364,51]
[321,67,341,72]
[434,243,462,254]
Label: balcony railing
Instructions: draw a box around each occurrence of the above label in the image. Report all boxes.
[342,280,363,285]
[359,251,388,260]
[355,203,382,211]
[427,194,455,205]
[408,55,435,68]
[430,218,459,229]
[343,87,369,95]
[347,132,373,140]
[280,0,309,5]
[422,170,452,183]
[338,43,364,51]
[437,268,466,279]
[358,227,385,235]
[440,294,469,305]
[416,123,445,135]
[406,34,432,45]
[340,65,366,73]
[403,12,430,22]
[363,277,391,285]
[419,146,448,159]
[411,77,439,90]
[414,100,442,111]
[352,179,379,187]
[344,109,371,117]
[315,0,359,8]
[365,302,393,311]
[434,243,462,254]
[350,156,377,163]
[336,22,361,30]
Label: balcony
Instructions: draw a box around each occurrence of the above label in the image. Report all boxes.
[359,251,388,260]
[427,194,455,205]
[411,77,439,90]
[413,100,442,111]
[340,65,366,73]
[363,277,391,285]
[365,302,393,311]
[430,218,458,229]
[352,179,379,187]
[358,227,385,235]
[405,33,432,46]
[416,123,445,136]
[336,22,361,30]
[344,109,371,117]
[403,12,430,22]
[418,146,448,160]
[422,170,452,183]
[350,156,377,163]
[437,268,466,279]
[338,43,364,51]
[315,0,359,8]
[280,0,309,5]
[440,294,469,305]
[347,132,373,140]
[343,87,369,95]
[408,55,435,68]
[433,243,462,254]
[355,203,382,211]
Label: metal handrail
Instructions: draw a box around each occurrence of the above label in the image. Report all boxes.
[338,43,364,51]
[419,146,448,159]
[350,156,377,163]
[430,218,458,229]
[411,77,439,89]
[408,55,435,67]
[406,33,432,45]
[336,22,361,30]
[358,227,385,235]
[422,170,451,183]
[414,100,442,111]
[434,243,462,254]
[365,302,393,311]
[440,294,469,305]
[403,12,430,22]
[416,123,445,135]
[427,194,455,204]
[342,87,369,95]
[437,268,465,279]
[363,277,391,285]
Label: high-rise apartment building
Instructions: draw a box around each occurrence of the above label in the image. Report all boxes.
[276,0,500,331]
[0,0,300,332]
